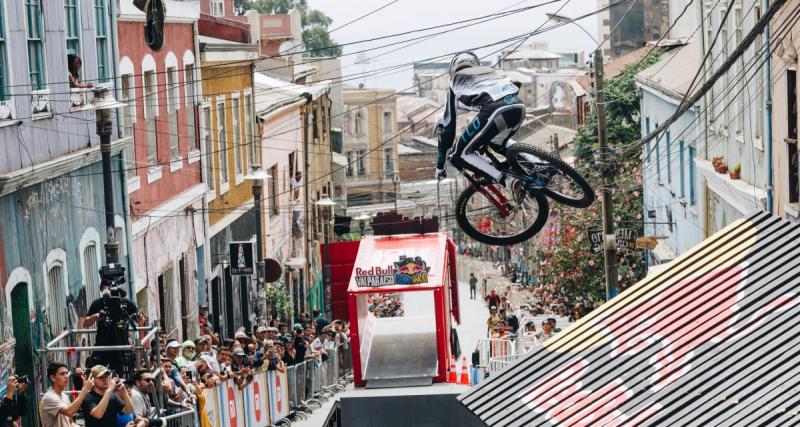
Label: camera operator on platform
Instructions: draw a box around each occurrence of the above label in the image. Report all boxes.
[83,264,145,376]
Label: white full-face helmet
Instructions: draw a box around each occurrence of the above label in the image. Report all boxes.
[449,51,480,78]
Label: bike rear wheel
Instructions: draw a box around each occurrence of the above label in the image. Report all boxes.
[507,143,595,208]
[455,180,549,246]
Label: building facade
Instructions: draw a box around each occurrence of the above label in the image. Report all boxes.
[597,0,671,60]
[770,0,800,222]
[637,41,704,270]
[0,0,129,423]
[118,0,203,342]
[198,6,260,338]
[342,87,399,207]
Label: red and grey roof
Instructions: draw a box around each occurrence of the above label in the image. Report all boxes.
[459,212,800,426]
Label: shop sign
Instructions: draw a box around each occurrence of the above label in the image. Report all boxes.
[230,242,254,275]
[354,255,430,287]
[588,229,637,253]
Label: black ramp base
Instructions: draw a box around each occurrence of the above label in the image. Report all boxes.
[340,394,487,427]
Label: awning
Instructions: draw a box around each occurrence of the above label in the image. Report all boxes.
[331,153,348,166]
[459,212,800,426]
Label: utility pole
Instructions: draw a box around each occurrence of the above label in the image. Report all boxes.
[593,49,618,301]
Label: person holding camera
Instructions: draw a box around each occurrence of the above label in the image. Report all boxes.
[39,362,94,427]
[1,374,28,427]
[80,365,136,427]
[84,278,144,377]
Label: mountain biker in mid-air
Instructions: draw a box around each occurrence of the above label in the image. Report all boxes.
[434,51,525,189]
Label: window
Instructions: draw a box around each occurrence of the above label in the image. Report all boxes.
[82,243,100,304]
[47,263,66,338]
[202,105,214,191]
[269,165,278,215]
[25,0,47,90]
[232,97,242,176]
[143,70,158,166]
[666,131,672,185]
[355,110,364,136]
[121,73,137,179]
[167,66,180,161]
[95,0,109,82]
[788,70,799,203]
[384,148,395,179]
[217,100,229,185]
[210,0,224,16]
[345,151,354,177]
[383,111,392,133]
[157,266,175,333]
[357,150,366,176]
[245,94,255,165]
[65,0,80,55]
[184,65,198,152]
[344,111,352,135]
[655,126,661,183]
[679,140,685,199]
[689,145,696,205]
[666,207,673,233]
[0,1,8,102]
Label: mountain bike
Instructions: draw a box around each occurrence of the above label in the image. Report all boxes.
[453,142,594,246]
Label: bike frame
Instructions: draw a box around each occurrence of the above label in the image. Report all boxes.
[464,172,511,217]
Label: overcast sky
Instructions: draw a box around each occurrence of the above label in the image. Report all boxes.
[305,0,599,90]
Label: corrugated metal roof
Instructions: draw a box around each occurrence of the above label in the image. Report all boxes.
[459,212,800,426]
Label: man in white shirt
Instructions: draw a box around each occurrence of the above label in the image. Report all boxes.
[39,362,93,427]
[130,370,154,418]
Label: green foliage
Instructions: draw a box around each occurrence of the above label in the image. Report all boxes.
[240,0,342,57]
[266,282,293,321]
[534,51,661,305]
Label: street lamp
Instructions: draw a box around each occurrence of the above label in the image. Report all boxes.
[545,12,599,45]
[83,85,128,292]
[392,171,400,212]
[245,164,271,325]
[315,196,336,319]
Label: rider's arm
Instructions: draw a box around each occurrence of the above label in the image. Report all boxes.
[436,88,458,168]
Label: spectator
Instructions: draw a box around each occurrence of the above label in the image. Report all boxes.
[40,362,93,427]
[502,308,519,335]
[282,341,297,366]
[130,370,154,419]
[80,365,136,427]
[198,306,211,331]
[538,321,554,341]
[486,306,502,336]
[469,273,477,299]
[293,326,307,362]
[175,340,196,368]
[485,289,501,309]
[0,374,28,427]
[67,54,93,89]
[314,310,329,336]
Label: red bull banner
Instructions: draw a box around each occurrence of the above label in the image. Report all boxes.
[268,370,290,422]
[244,372,270,427]
[459,213,800,426]
[354,255,430,287]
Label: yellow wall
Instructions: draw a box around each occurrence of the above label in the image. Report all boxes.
[202,65,255,227]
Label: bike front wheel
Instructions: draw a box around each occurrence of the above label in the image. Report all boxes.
[508,143,595,208]
[454,180,549,246]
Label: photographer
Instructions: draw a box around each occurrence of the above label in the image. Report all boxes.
[40,362,93,427]
[1,375,28,427]
[84,271,143,377]
[80,365,136,427]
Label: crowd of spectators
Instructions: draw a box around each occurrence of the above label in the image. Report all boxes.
[30,308,350,427]
[367,294,404,318]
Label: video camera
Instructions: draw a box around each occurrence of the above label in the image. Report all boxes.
[97,264,136,327]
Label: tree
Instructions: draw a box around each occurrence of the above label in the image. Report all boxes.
[238,0,343,57]
[533,50,663,308]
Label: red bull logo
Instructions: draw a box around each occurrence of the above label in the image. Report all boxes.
[353,256,430,287]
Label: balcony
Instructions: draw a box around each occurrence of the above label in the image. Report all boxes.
[0,99,16,121]
[31,89,51,118]
[69,87,93,111]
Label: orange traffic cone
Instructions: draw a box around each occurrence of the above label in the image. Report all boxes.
[448,356,457,383]
[459,355,471,385]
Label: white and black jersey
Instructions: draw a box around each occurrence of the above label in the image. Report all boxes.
[436,66,525,182]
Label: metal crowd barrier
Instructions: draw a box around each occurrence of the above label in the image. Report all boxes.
[488,354,525,374]
[162,408,196,427]
[475,338,517,369]
[284,343,353,422]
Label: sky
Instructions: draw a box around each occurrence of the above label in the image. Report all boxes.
[305,0,600,91]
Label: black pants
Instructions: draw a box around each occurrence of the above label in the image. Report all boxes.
[470,286,476,299]
[449,95,526,182]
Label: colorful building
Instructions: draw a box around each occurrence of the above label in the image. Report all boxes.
[117,0,204,341]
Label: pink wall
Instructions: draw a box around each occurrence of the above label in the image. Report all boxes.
[118,21,202,215]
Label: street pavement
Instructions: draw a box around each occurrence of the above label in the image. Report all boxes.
[293,277,491,426]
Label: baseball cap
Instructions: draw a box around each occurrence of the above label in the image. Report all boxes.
[235,331,249,340]
[166,340,181,349]
[267,327,279,333]
[293,323,302,331]
[256,326,268,334]
[233,348,246,357]
[194,336,209,345]
[90,365,110,378]
[490,305,497,310]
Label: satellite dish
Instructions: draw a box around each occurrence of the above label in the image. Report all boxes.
[144,0,166,51]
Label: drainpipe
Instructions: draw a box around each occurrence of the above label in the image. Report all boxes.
[302,92,313,321]
[765,0,774,213]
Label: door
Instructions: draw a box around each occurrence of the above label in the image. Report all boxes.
[11,283,36,427]
[239,276,251,332]
[211,276,223,338]
[224,267,236,339]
